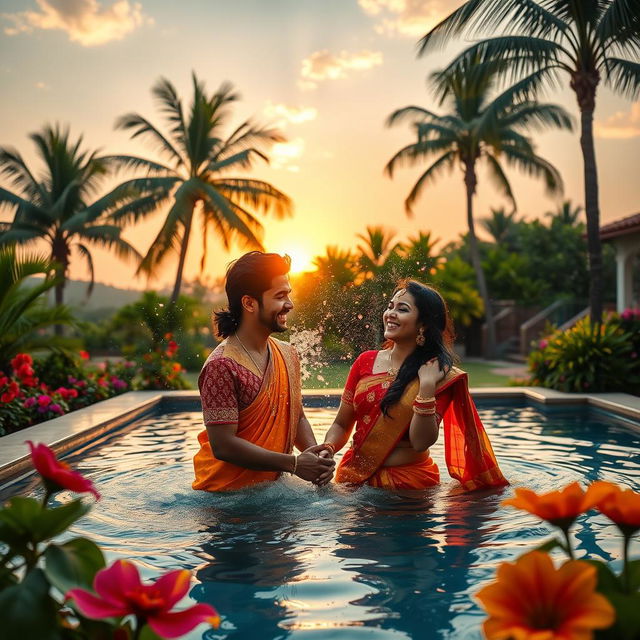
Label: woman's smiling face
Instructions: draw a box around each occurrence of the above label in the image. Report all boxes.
[382,288,421,343]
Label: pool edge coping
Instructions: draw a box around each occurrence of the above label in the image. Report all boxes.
[1,386,638,485]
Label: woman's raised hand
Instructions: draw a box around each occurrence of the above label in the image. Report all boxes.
[417,358,445,390]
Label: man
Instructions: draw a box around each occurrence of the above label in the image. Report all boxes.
[193,251,335,492]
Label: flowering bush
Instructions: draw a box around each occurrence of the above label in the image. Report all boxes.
[0,341,190,436]
[477,481,640,639]
[528,311,640,393]
[0,442,219,639]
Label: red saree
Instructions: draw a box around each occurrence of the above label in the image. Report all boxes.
[335,351,508,491]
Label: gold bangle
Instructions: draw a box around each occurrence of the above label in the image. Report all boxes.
[290,455,298,475]
[415,394,436,403]
[323,442,336,455]
[413,406,436,415]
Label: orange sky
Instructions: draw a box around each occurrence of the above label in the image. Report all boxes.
[1,0,639,291]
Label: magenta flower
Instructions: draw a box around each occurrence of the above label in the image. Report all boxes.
[50,403,63,415]
[23,397,36,408]
[66,560,219,638]
[27,441,100,500]
[37,394,51,407]
[538,339,549,349]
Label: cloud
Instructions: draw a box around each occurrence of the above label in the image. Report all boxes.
[2,0,151,46]
[271,138,305,172]
[358,0,459,38]
[300,49,383,89]
[595,103,640,139]
[263,102,318,128]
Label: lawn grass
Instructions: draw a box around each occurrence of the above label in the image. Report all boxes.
[185,359,513,391]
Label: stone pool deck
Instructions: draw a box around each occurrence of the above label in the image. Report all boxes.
[1,386,639,487]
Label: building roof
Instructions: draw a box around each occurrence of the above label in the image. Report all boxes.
[600,212,640,240]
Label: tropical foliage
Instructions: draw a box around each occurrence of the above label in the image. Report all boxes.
[0,125,141,309]
[418,0,640,324]
[294,225,484,359]
[0,442,219,638]
[386,58,571,356]
[527,311,640,393]
[0,247,75,368]
[109,73,293,303]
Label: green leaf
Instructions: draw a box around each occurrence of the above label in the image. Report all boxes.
[0,568,60,639]
[0,496,43,547]
[44,537,106,594]
[33,500,91,542]
[535,538,566,553]
[139,625,164,640]
[627,559,640,593]
[584,559,623,594]
[605,592,640,640]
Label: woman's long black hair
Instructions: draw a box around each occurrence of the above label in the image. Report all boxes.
[380,280,456,417]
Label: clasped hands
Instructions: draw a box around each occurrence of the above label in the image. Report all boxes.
[294,443,335,486]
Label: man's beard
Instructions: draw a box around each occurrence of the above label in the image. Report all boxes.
[258,306,287,333]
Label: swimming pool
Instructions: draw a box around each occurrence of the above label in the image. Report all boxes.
[6,400,640,639]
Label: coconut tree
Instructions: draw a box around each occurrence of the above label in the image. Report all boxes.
[418,0,640,323]
[356,225,402,277]
[0,125,142,314]
[385,59,571,357]
[481,207,521,248]
[313,246,356,287]
[108,73,293,303]
[0,247,75,367]
[546,200,583,226]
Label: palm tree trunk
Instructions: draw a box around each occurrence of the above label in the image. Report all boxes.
[170,207,194,304]
[579,108,604,323]
[464,163,496,359]
[52,235,67,336]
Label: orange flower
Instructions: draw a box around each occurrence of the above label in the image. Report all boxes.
[476,551,615,640]
[502,483,599,529]
[587,481,640,535]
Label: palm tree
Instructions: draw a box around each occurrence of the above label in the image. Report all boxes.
[546,200,583,226]
[0,125,141,315]
[108,73,293,303]
[356,225,401,277]
[418,0,640,323]
[313,246,356,287]
[399,230,441,276]
[385,59,571,357]
[0,247,75,367]
[481,207,520,247]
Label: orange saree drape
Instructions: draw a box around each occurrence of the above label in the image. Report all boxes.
[335,367,508,491]
[192,339,300,492]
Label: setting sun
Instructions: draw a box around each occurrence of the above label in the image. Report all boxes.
[272,246,316,274]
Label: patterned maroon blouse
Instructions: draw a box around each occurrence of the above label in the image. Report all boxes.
[198,343,263,426]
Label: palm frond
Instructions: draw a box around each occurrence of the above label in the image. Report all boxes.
[604,57,640,99]
[115,113,184,167]
[484,155,517,207]
[404,151,457,216]
[211,178,293,219]
[500,145,564,194]
[75,242,95,297]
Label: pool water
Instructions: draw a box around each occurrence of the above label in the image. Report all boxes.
[13,401,640,639]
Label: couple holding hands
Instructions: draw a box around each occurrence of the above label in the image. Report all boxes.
[192,251,507,493]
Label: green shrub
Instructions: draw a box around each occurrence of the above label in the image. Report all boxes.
[528,313,640,393]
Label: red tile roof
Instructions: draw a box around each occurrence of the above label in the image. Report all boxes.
[600,213,640,240]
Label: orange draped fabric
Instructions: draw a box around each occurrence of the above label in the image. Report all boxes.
[335,362,508,491]
[192,338,300,492]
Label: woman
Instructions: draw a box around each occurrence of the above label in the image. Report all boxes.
[323,280,508,491]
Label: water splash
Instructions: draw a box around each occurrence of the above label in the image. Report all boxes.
[289,326,327,381]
